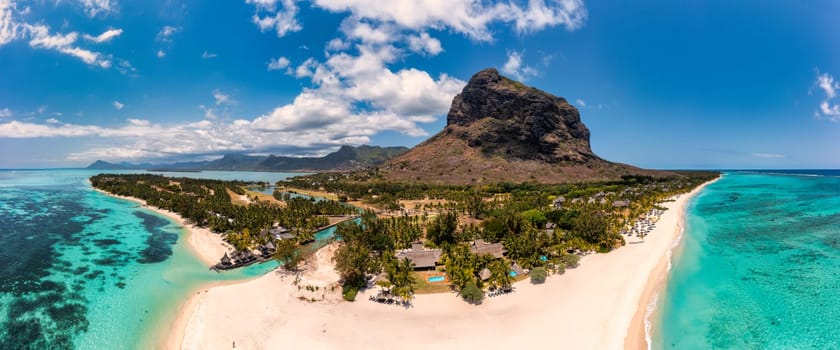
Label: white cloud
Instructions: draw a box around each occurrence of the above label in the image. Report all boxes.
[325,38,349,51]
[267,56,290,71]
[80,0,115,18]
[506,0,587,33]
[157,49,166,58]
[501,50,538,81]
[0,108,11,118]
[407,32,442,56]
[1,0,21,46]
[814,72,840,121]
[83,28,122,43]
[0,6,122,68]
[45,117,59,124]
[113,101,124,110]
[340,18,395,44]
[156,25,179,42]
[25,24,112,68]
[575,98,586,107]
[201,51,217,59]
[213,89,233,105]
[311,0,587,41]
[27,25,77,49]
[247,0,301,38]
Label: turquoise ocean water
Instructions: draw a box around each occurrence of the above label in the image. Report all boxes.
[655,171,840,349]
[0,169,336,349]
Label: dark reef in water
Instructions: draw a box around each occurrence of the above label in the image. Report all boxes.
[135,211,179,264]
[0,190,90,348]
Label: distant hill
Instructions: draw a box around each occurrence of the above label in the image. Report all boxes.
[380,68,672,184]
[86,160,135,170]
[86,145,409,172]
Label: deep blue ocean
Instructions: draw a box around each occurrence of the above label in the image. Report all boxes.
[0,169,329,349]
[655,170,840,349]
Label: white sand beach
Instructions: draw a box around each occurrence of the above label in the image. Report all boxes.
[170,179,717,350]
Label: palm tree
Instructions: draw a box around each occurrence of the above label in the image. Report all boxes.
[489,260,511,290]
[388,257,416,302]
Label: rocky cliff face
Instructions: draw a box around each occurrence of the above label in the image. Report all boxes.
[445,68,597,163]
[382,68,668,184]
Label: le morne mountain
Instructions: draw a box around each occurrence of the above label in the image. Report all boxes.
[87,145,408,172]
[379,68,670,184]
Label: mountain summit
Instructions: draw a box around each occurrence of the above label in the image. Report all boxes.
[382,68,667,184]
[446,68,598,163]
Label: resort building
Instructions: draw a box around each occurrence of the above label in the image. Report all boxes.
[612,200,630,208]
[470,239,506,259]
[264,227,295,240]
[395,242,442,271]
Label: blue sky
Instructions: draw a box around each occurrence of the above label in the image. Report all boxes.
[0,0,839,169]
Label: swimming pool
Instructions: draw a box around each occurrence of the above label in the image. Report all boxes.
[509,271,517,277]
[427,275,445,282]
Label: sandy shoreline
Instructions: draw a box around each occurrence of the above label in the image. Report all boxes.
[624,177,720,349]
[170,180,717,350]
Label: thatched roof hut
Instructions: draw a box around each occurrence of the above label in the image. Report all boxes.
[479,268,491,281]
[395,243,442,270]
[612,200,631,208]
[471,239,505,259]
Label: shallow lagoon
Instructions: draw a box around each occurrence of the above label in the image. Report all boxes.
[655,171,840,349]
[0,169,318,349]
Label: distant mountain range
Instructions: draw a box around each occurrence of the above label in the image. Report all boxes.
[86,145,409,172]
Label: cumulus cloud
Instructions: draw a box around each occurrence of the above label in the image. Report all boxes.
[83,28,122,43]
[325,38,350,51]
[407,32,442,56]
[113,101,124,110]
[814,72,840,121]
[0,107,11,118]
[267,56,290,71]
[201,51,217,59]
[502,50,538,81]
[246,0,301,38]
[311,0,587,41]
